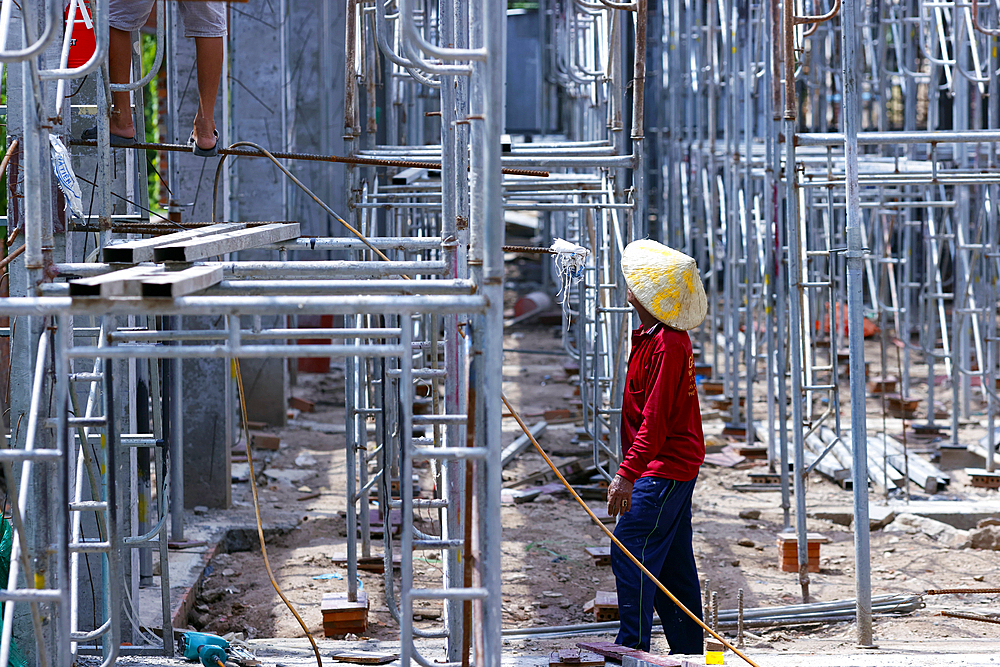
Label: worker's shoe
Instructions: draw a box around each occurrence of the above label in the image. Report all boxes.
[81,126,137,147]
[189,130,219,158]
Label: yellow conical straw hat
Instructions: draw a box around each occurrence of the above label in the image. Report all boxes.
[621,240,707,331]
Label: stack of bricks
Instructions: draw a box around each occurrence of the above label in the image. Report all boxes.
[321,592,369,637]
[776,532,829,573]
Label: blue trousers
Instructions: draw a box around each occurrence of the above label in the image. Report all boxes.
[612,475,702,654]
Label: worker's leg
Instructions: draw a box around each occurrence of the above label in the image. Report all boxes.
[612,476,692,652]
[107,0,155,139]
[192,37,224,150]
[108,27,135,138]
[651,478,703,655]
[178,2,227,150]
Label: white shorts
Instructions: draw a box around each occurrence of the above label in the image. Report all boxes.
[109,0,227,38]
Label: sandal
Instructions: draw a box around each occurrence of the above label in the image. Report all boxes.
[189,130,219,158]
[81,126,137,147]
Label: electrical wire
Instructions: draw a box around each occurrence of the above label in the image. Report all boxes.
[500,392,761,667]
[232,358,323,667]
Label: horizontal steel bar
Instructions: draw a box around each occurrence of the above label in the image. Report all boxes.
[55,260,448,279]
[0,590,62,602]
[0,295,490,316]
[69,542,111,553]
[69,501,108,511]
[796,130,1000,146]
[269,236,443,251]
[66,344,407,360]
[412,539,465,550]
[412,415,467,425]
[207,278,474,296]
[111,327,403,342]
[387,368,447,378]
[0,449,63,461]
[389,499,449,509]
[412,447,488,459]
[408,588,489,600]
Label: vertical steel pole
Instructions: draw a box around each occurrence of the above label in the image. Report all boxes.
[169,317,184,542]
[840,0,874,646]
[440,1,466,655]
[783,0,809,603]
[55,316,71,667]
[478,2,504,666]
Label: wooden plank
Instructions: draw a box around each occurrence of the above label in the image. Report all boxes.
[549,650,605,667]
[69,265,164,298]
[594,590,617,607]
[575,642,633,660]
[330,553,401,573]
[140,264,223,297]
[103,223,244,263]
[585,546,611,566]
[501,420,547,468]
[322,591,369,615]
[621,652,685,667]
[330,651,399,665]
[250,432,280,450]
[290,396,315,413]
[154,222,301,262]
[574,643,684,667]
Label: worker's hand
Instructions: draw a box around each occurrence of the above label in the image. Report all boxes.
[606,474,634,518]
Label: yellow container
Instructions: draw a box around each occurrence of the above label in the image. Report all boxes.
[705,640,724,665]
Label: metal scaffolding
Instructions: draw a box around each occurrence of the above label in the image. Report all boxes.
[1,0,999,663]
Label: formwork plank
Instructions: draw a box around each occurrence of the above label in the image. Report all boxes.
[103,223,245,263]
[153,222,300,262]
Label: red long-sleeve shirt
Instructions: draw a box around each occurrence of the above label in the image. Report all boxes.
[617,323,705,483]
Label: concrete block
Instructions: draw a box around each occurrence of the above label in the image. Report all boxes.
[181,319,232,509]
[884,513,971,549]
[885,499,1000,530]
[808,505,896,530]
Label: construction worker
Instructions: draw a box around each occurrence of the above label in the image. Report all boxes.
[84,0,226,157]
[607,239,708,655]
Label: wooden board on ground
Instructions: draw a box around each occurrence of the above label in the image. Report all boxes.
[733,444,767,459]
[329,650,399,665]
[585,545,611,566]
[330,553,401,573]
[574,642,685,667]
[703,448,746,468]
[290,396,315,413]
[250,432,280,450]
[549,650,605,667]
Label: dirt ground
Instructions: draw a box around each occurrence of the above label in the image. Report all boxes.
[185,321,1000,655]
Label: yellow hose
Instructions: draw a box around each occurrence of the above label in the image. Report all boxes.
[500,392,760,667]
[234,359,323,667]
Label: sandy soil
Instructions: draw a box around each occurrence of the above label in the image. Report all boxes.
[185,322,1000,655]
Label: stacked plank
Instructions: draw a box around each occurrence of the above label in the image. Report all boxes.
[802,426,949,493]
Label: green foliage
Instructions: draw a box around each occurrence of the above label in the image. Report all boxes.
[141,33,165,218]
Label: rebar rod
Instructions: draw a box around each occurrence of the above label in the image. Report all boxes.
[70,139,550,177]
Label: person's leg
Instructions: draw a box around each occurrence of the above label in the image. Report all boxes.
[611,477,678,652]
[650,477,703,655]
[178,1,227,150]
[192,37,223,149]
[108,27,135,138]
